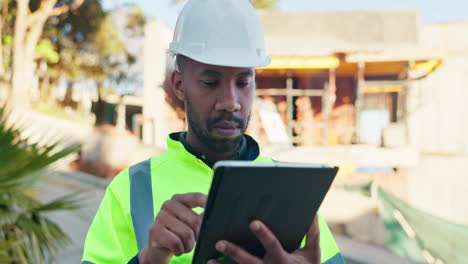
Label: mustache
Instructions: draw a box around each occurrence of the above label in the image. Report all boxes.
[208,113,246,128]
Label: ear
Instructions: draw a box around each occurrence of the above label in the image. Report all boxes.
[170,71,185,101]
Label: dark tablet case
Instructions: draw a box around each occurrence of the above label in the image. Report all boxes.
[192,161,338,264]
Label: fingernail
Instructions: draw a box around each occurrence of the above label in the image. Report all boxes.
[251,221,260,231]
[215,241,226,252]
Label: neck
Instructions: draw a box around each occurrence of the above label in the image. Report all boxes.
[186,131,240,163]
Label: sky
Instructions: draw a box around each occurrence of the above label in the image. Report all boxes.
[103,0,468,27]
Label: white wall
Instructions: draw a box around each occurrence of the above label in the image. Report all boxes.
[407,56,468,154]
[407,21,468,154]
[143,20,174,148]
[405,22,468,224]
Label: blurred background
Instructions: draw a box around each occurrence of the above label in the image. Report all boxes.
[1,0,468,263]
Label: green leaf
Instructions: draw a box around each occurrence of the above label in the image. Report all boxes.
[0,105,82,263]
[33,193,83,212]
[35,40,60,63]
[3,34,13,45]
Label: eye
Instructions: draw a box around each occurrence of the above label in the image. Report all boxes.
[201,80,219,87]
[236,79,250,88]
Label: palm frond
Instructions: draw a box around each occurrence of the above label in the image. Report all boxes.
[0,107,81,192]
[0,105,83,263]
[33,193,83,212]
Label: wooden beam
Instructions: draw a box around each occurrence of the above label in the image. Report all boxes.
[322,68,336,146]
[259,56,340,70]
[256,89,323,97]
[286,76,293,139]
[364,80,407,87]
[355,61,366,143]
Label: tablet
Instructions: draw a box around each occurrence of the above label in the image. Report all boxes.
[192,161,339,264]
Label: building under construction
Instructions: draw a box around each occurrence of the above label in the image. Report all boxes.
[143,9,450,149]
[253,9,441,147]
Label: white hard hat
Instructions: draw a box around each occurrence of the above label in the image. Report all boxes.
[169,0,271,68]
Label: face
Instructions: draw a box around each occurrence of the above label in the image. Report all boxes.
[171,58,255,154]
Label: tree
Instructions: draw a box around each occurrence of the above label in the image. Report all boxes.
[87,5,145,124]
[250,0,278,9]
[40,0,104,105]
[0,105,81,263]
[124,4,146,37]
[0,0,9,77]
[0,0,15,82]
[172,0,278,9]
[10,0,86,109]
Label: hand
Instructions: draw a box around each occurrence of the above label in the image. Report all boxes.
[208,216,321,264]
[139,193,207,264]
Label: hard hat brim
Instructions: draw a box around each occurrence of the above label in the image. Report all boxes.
[170,46,271,68]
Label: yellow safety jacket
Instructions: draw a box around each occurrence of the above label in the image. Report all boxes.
[82,133,345,264]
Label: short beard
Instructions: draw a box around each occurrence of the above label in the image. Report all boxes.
[185,96,250,154]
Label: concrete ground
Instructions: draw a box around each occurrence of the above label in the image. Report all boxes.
[36,171,107,264]
[407,154,468,225]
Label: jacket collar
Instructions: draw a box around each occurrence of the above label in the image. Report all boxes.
[167,132,260,168]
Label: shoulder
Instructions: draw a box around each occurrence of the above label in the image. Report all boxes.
[254,155,273,162]
[106,151,172,193]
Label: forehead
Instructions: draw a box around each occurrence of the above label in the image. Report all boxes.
[186,58,255,77]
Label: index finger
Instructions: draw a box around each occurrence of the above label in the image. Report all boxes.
[304,216,320,250]
[214,240,261,264]
[250,220,286,260]
[172,193,207,209]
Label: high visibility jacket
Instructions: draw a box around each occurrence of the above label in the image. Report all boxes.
[82,134,345,264]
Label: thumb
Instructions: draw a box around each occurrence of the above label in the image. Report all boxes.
[304,216,320,263]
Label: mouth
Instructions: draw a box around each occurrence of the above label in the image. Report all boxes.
[212,121,241,138]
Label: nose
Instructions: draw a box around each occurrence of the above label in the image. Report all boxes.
[215,83,241,112]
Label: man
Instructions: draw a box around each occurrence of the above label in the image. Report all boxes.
[82,0,345,263]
